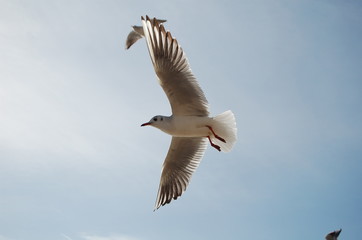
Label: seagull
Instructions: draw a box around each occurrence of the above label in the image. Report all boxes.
[125,18,166,49]
[325,229,342,240]
[127,16,237,210]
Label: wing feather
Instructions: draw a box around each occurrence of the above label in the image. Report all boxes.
[142,16,209,116]
[154,137,207,210]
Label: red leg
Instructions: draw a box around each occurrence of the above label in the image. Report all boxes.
[206,125,226,143]
[207,136,221,152]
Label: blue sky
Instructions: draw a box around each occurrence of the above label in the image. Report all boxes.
[1,0,361,239]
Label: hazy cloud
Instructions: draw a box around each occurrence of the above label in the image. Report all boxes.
[80,233,139,240]
[0,236,13,240]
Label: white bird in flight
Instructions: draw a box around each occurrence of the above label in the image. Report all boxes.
[126,16,237,210]
[325,229,342,240]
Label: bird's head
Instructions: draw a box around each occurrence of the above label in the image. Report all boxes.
[141,115,166,128]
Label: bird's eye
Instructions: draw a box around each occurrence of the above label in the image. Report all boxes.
[161,117,163,121]
[153,117,157,121]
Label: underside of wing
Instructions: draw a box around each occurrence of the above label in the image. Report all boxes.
[125,30,143,49]
[155,137,207,210]
[141,16,209,116]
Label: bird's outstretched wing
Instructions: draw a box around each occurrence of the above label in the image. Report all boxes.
[141,15,209,116]
[325,229,342,240]
[155,137,207,210]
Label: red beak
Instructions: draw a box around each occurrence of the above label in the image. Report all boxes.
[141,122,151,127]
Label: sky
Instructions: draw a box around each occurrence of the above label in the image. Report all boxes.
[0,0,361,239]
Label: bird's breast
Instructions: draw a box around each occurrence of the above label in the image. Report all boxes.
[164,116,212,137]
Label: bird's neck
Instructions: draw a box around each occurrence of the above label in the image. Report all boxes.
[155,116,173,134]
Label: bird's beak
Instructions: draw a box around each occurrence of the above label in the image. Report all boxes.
[141,122,151,127]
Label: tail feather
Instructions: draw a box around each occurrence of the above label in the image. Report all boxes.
[210,110,237,152]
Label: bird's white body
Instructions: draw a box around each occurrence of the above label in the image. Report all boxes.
[151,116,212,137]
[143,110,237,153]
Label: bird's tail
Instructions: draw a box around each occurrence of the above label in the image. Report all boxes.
[210,110,237,152]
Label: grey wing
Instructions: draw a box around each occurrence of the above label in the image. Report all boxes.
[125,30,143,49]
[141,16,209,116]
[126,19,166,50]
[154,18,167,25]
[155,137,207,210]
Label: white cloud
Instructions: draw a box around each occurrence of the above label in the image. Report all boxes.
[62,234,74,240]
[80,233,139,240]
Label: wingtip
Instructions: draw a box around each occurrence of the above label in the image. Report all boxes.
[141,16,167,28]
[159,24,166,34]
[153,200,162,211]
